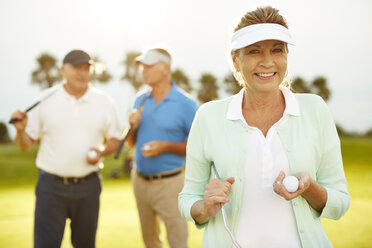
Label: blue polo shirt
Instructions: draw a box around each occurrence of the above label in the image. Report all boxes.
[133,82,197,175]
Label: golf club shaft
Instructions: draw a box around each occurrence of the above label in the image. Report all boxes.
[212,163,241,248]
[221,205,241,248]
[9,87,58,124]
[114,92,150,159]
[9,101,41,124]
[114,128,132,159]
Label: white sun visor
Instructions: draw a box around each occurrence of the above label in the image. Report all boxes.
[231,23,295,51]
[136,50,171,65]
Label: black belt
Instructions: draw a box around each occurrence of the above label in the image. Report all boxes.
[41,170,98,185]
[136,170,182,181]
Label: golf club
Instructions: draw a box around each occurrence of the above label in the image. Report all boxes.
[212,162,242,248]
[114,128,132,159]
[9,88,59,124]
[114,91,151,159]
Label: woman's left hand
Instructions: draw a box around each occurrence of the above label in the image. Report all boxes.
[273,171,311,200]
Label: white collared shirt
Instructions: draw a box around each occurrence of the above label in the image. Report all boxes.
[228,86,301,248]
[26,83,122,177]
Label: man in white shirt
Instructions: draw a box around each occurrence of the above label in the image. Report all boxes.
[10,50,122,248]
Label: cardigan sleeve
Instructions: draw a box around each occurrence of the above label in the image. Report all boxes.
[315,98,350,219]
[178,106,212,229]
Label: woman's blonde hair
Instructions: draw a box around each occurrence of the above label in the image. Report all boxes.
[234,6,288,32]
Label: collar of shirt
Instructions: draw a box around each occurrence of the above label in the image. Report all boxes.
[226,85,300,122]
[149,81,179,103]
[60,81,93,103]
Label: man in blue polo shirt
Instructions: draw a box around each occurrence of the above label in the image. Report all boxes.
[126,47,197,248]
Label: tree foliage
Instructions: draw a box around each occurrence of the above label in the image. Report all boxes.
[291,76,331,101]
[32,53,62,88]
[91,56,112,83]
[365,128,372,138]
[121,51,142,90]
[171,68,192,92]
[312,76,330,101]
[197,73,219,103]
[291,77,311,94]
[335,123,372,138]
[224,73,242,95]
[32,53,112,87]
[336,124,349,137]
[0,122,11,143]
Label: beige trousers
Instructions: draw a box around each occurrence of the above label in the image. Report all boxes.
[132,169,188,248]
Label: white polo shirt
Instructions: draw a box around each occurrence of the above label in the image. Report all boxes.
[227,86,302,248]
[26,83,122,177]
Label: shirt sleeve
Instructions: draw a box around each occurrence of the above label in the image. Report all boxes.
[182,100,198,137]
[315,98,350,220]
[133,97,141,110]
[25,105,41,141]
[178,106,212,229]
[133,92,149,110]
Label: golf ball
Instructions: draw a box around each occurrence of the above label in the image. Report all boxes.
[87,150,98,159]
[283,176,299,193]
[143,145,151,150]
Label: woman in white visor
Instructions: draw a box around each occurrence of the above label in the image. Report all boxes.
[179,6,350,248]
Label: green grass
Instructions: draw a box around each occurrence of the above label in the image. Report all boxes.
[322,138,372,248]
[0,180,203,248]
[0,144,203,247]
[0,138,371,247]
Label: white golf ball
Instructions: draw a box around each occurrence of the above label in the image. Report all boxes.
[283,176,299,193]
[143,145,151,150]
[87,150,98,159]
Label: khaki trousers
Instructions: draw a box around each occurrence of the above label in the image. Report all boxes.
[132,169,188,248]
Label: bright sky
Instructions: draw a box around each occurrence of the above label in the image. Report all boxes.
[1,0,371,137]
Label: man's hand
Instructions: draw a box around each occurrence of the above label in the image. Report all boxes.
[86,148,102,165]
[10,110,28,131]
[11,109,36,151]
[141,141,167,157]
[141,140,187,157]
[128,106,144,130]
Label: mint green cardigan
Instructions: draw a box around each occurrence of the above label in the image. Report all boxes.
[179,93,350,248]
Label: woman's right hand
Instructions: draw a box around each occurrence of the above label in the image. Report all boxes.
[203,177,235,217]
[191,177,235,224]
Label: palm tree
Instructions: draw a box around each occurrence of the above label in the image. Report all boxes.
[290,76,331,102]
[121,51,142,90]
[0,122,10,143]
[312,76,330,102]
[91,56,112,83]
[32,53,62,88]
[197,73,219,103]
[365,128,372,138]
[291,77,310,94]
[224,72,242,95]
[171,68,193,92]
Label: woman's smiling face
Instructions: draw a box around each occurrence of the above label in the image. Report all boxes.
[232,39,288,95]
